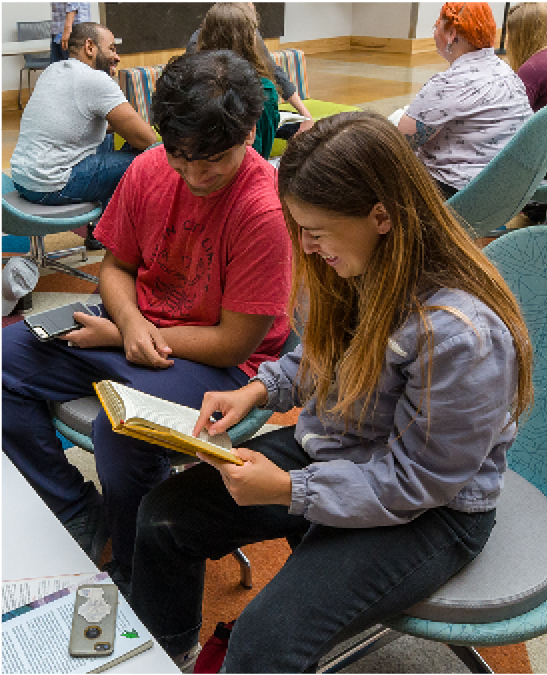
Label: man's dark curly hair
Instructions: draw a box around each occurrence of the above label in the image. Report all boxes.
[152,50,264,160]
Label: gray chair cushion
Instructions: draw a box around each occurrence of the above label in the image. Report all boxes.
[405,469,547,623]
[52,396,101,437]
[3,191,99,219]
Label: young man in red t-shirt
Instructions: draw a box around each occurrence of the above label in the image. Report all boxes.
[2,51,291,589]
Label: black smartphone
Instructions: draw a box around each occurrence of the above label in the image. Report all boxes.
[24,302,95,341]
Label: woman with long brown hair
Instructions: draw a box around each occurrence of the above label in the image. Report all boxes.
[505,3,547,228]
[196,2,280,159]
[130,112,533,673]
[507,2,547,112]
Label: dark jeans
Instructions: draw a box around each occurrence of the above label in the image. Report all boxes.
[14,136,138,210]
[2,316,248,568]
[50,36,69,63]
[130,426,496,673]
[436,178,459,200]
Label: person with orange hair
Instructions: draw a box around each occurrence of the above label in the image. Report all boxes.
[398,2,532,198]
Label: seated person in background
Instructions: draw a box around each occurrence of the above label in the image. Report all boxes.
[505,2,547,228]
[2,50,292,592]
[196,2,279,159]
[10,22,157,248]
[507,2,547,113]
[187,1,313,137]
[398,2,532,199]
[130,111,533,672]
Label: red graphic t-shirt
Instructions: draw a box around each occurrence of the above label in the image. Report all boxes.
[95,145,291,377]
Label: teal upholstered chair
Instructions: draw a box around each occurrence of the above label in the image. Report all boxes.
[50,327,301,588]
[312,227,547,674]
[2,173,101,297]
[445,106,547,239]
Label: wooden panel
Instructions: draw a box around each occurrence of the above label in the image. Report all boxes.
[279,36,351,54]
[105,3,284,55]
[351,36,415,56]
[115,40,280,71]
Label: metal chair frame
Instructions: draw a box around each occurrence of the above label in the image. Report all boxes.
[16,20,51,109]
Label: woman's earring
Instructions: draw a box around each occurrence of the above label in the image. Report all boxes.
[446,41,453,53]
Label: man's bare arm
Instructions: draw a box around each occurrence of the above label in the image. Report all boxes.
[106,103,158,151]
[398,114,441,150]
[100,251,276,369]
[159,310,275,369]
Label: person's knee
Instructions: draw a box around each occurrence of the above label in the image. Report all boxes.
[224,607,291,673]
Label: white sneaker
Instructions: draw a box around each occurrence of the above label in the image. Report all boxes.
[173,643,202,673]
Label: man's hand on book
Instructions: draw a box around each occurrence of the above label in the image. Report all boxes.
[196,447,292,507]
[58,313,124,348]
[194,381,269,438]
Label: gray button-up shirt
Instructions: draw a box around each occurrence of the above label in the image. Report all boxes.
[256,288,518,528]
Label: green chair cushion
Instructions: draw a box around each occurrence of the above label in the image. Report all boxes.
[271,100,360,157]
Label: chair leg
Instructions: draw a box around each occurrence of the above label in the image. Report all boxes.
[447,646,494,674]
[232,548,252,589]
[29,235,99,284]
[314,626,402,673]
[18,69,23,109]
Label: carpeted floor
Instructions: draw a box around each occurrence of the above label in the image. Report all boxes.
[2,235,544,673]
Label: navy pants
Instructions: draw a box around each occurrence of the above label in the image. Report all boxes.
[130,426,496,673]
[2,318,248,567]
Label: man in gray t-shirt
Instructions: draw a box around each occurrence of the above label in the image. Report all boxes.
[11,22,157,246]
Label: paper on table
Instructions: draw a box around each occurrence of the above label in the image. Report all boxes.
[2,586,153,674]
[2,572,109,615]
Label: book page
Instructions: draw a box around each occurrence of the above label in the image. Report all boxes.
[2,572,108,615]
[0,572,108,623]
[2,586,153,674]
[108,381,232,451]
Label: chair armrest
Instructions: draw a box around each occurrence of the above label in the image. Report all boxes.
[270,49,309,100]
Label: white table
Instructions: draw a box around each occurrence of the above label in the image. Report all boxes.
[2,453,178,674]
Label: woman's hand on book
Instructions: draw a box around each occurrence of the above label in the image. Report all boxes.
[194,381,269,438]
[58,313,124,348]
[196,447,292,507]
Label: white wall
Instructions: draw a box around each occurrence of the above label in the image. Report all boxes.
[415,2,512,40]
[281,2,353,43]
[2,1,100,91]
[352,3,413,39]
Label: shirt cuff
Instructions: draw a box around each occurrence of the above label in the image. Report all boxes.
[288,469,308,516]
[249,373,278,408]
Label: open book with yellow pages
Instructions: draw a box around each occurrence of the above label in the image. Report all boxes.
[93,380,243,466]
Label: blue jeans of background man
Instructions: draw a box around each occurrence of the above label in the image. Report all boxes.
[130,425,496,673]
[14,136,138,210]
[2,315,249,569]
[50,35,69,63]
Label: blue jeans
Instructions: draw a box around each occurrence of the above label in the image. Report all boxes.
[2,316,249,568]
[14,136,138,209]
[50,36,68,63]
[130,426,496,672]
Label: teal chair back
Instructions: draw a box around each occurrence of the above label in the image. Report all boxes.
[447,106,547,238]
[3,172,15,194]
[484,226,547,497]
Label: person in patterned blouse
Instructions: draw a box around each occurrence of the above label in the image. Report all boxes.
[398,2,533,199]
